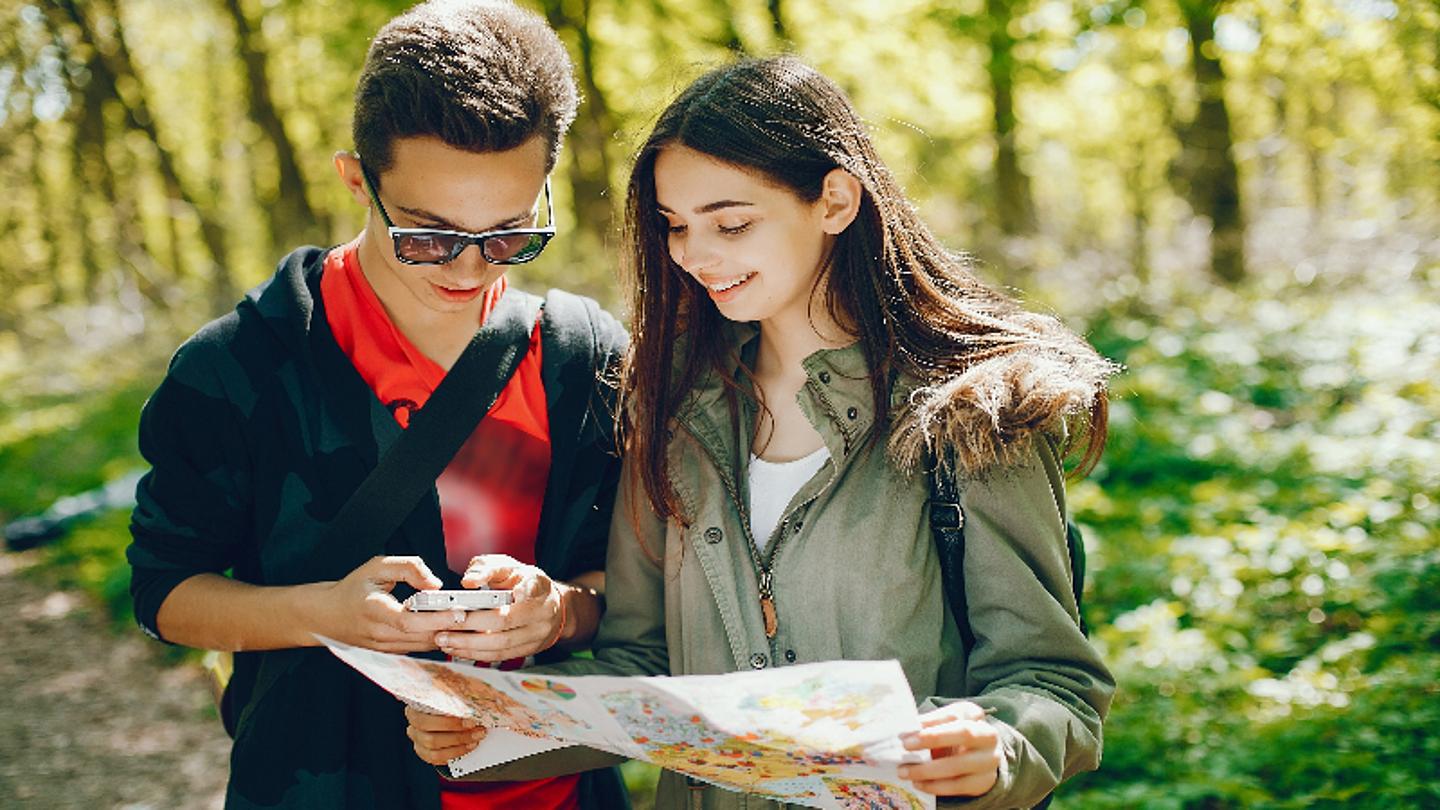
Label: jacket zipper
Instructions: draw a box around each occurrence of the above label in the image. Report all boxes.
[682,414,843,643]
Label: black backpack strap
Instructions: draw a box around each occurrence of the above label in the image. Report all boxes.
[929,451,1089,643]
[533,289,624,579]
[309,287,544,577]
[1066,520,1089,636]
[537,288,605,449]
[927,448,1066,810]
[927,447,976,652]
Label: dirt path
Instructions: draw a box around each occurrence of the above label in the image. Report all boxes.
[0,550,229,809]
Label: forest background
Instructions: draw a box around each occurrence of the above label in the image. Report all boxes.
[1,0,1437,807]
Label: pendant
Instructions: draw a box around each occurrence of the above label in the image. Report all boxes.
[761,596,777,638]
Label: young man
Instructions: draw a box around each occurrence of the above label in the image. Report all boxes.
[126,2,627,808]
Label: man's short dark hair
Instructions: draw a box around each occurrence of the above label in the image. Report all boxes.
[353,0,578,176]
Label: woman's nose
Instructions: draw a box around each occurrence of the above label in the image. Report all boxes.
[672,234,718,275]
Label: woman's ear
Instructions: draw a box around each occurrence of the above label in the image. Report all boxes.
[334,151,371,208]
[817,168,862,235]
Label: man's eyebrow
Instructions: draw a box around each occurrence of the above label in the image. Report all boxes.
[396,204,534,232]
[656,200,756,215]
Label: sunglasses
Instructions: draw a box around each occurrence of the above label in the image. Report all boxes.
[360,163,555,266]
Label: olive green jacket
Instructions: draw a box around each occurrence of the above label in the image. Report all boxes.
[480,327,1114,809]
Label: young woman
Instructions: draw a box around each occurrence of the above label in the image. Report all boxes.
[410,55,1118,809]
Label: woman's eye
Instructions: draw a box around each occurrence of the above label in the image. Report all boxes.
[718,222,752,235]
[666,223,687,235]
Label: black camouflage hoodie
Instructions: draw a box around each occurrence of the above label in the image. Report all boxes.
[128,246,629,809]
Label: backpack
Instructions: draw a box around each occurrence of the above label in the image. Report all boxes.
[926,453,1089,648]
[925,453,1089,810]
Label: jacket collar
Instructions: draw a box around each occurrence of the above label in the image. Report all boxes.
[675,321,886,466]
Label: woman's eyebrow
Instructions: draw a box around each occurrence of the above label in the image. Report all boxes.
[656,200,756,215]
[396,204,533,232]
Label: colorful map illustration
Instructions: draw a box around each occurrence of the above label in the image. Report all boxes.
[322,637,935,810]
[600,689,867,798]
[520,677,578,701]
[414,659,591,738]
[824,777,929,810]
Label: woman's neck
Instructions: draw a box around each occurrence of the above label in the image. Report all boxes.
[753,300,853,382]
[748,301,851,462]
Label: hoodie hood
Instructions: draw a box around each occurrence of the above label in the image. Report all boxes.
[238,245,332,357]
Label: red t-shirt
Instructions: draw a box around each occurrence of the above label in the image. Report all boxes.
[321,241,579,810]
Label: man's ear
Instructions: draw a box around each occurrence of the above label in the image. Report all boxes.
[334,151,371,208]
[817,168,862,235]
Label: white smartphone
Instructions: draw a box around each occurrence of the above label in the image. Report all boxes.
[405,589,513,611]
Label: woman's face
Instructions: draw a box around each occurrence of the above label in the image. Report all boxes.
[653,145,832,328]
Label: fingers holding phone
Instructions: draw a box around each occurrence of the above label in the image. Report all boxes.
[317,555,459,652]
[431,554,567,662]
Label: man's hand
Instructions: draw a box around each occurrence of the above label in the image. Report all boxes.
[405,704,486,765]
[432,554,570,662]
[314,555,457,652]
[898,701,1003,797]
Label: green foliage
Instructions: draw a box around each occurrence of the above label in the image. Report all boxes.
[0,378,150,519]
[1056,266,1440,807]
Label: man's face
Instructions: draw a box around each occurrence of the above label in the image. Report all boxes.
[347,135,550,329]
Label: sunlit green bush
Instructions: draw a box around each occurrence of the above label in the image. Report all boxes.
[1060,268,1440,808]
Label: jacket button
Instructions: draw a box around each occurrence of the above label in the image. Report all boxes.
[750,653,767,669]
[818,371,832,384]
[784,649,797,663]
[846,406,859,420]
[703,526,723,544]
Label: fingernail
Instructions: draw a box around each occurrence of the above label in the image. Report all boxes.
[901,733,920,747]
[898,765,911,778]
[435,633,449,646]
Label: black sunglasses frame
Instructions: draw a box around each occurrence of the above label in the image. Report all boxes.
[359,163,555,266]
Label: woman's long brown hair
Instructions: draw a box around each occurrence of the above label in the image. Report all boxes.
[620,56,1111,522]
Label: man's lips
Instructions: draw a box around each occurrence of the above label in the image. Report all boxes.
[432,283,485,302]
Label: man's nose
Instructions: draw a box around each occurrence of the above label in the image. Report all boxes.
[451,242,492,275]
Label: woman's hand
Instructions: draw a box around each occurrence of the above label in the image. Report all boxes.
[433,554,569,662]
[898,701,1003,797]
[405,704,486,765]
[312,555,455,652]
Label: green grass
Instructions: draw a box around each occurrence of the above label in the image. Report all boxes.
[0,378,151,520]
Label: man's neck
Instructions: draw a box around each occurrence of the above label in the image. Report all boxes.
[354,232,484,371]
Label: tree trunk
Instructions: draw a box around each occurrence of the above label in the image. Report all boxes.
[1304,84,1331,223]
[75,46,119,303]
[1127,156,1151,286]
[540,0,618,280]
[221,0,316,252]
[715,0,746,52]
[1177,0,1245,284]
[768,0,790,45]
[985,0,1037,235]
[31,131,67,305]
[50,0,236,312]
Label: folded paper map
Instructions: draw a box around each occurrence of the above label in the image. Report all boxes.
[320,637,934,810]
